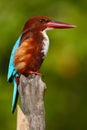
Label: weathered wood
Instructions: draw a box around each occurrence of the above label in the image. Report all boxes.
[18,75,46,130]
[17,105,29,130]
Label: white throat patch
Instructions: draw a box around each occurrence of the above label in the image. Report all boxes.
[41,29,50,59]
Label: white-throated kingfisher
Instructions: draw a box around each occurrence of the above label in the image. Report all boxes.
[7,16,76,113]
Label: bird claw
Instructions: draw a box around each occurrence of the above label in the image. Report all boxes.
[29,71,42,76]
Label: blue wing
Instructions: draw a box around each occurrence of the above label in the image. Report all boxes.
[7,35,22,82]
[7,35,22,113]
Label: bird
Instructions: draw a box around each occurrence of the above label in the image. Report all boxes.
[7,16,76,113]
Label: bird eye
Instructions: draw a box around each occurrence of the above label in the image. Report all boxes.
[39,19,46,24]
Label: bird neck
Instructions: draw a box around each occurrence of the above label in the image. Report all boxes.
[21,29,50,59]
[41,30,49,58]
[31,30,49,59]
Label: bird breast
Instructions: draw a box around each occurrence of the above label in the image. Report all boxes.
[14,31,49,75]
[14,37,44,75]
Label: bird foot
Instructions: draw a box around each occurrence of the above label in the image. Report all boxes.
[16,76,20,85]
[29,71,42,76]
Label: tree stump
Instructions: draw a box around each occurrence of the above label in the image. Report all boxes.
[17,75,46,130]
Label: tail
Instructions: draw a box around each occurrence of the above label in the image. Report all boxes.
[12,78,19,113]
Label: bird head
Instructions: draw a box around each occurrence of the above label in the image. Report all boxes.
[22,16,76,33]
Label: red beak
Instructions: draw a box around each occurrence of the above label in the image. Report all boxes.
[47,21,76,29]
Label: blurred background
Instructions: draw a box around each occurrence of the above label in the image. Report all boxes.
[0,0,87,129]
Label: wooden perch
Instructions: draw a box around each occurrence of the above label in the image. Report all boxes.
[17,74,46,130]
[17,105,29,130]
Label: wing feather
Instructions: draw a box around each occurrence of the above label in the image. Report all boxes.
[7,35,22,82]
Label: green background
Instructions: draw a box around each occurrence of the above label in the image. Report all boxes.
[0,0,87,130]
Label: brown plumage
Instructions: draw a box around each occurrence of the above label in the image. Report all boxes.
[14,32,44,76]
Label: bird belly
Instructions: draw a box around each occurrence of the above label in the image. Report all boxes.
[14,40,43,76]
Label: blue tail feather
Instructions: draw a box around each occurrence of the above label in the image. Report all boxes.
[12,78,18,113]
